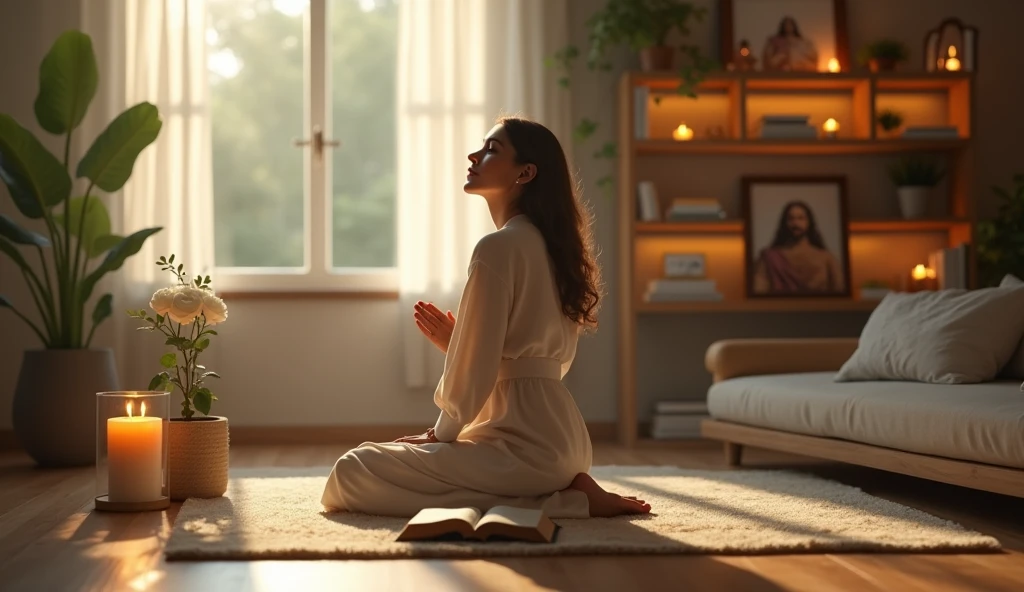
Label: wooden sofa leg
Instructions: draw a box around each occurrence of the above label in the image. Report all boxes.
[725,442,743,467]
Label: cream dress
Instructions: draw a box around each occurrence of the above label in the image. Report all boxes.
[321,214,592,517]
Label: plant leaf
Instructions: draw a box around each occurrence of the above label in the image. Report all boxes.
[90,292,112,327]
[79,226,162,304]
[33,30,98,134]
[0,114,72,218]
[54,196,110,256]
[148,371,168,391]
[159,352,177,368]
[193,387,213,415]
[0,214,50,247]
[195,337,210,352]
[201,371,221,380]
[0,236,32,275]
[89,233,123,257]
[76,102,162,191]
[165,336,191,348]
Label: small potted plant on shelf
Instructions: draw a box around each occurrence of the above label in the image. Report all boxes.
[888,157,945,220]
[580,0,708,72]
[858,39,910,72]
[129,255,229,500]
[877,109,904,139]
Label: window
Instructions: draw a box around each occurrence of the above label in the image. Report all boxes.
[207,0,398,291]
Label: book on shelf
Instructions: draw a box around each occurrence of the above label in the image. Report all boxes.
[396,506,558,543]
[651,414,711,439]
[634,86,649,139]
[637,181,660,221]
[644,291,724,303]
[759,124,818,139]
[648,279,718,294]
[901,126,959,139]
[655,400,709,415]
[762,115,810,125]
[929,243,969,289]
[665,197,726,221]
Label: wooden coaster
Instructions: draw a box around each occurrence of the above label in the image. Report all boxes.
[94,495,170,512]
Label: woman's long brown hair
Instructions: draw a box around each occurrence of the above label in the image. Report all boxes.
[499,117,603,331]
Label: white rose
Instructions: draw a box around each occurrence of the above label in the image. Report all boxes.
[201,292,228,325]
[168,287,205,324]
[150,286,179,315]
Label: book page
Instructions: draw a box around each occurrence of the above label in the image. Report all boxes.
[407,507,482,527]
[475,506,542,530]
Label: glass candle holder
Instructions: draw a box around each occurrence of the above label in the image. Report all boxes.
[95,391,170,512]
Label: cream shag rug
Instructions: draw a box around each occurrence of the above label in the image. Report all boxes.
[164,466,1000,560]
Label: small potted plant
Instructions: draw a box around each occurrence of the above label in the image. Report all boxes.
[877,109,904,139]
[129,255,229,500]
[858,39,910,72]
[888,157,945,219]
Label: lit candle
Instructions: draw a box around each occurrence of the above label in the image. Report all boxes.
[944,46,961,71]
[672,124,694,141]
[912,264,928,281]
[108,400,163,503]
[827,58,840,73]
[822,118,839,139]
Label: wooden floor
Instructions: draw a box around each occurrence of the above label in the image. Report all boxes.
[1,441,1022,592]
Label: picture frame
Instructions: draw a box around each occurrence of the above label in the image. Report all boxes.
[720,0,850,73]
[664,253,707,278]
[924,18,978,72]
[742,176,851,298]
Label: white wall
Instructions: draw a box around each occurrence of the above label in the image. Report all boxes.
[3,0,1024,430]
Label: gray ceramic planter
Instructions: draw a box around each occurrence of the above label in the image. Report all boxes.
[13,349,120,467]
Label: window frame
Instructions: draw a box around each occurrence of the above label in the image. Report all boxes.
[212,0,398,295]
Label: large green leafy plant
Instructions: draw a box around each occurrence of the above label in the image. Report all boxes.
[976,174,1024,288]
[547,0,715,191]
[0,31,162,348]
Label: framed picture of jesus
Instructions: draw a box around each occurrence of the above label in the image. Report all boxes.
[743,177,851,299]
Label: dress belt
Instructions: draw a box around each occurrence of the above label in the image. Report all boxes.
[497,357,562,381]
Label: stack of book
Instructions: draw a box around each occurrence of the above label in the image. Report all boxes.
[644,278,723,303]
[928,243,970,289]
[664,198,726,221]
[902,125,959,139]
[759,115,817,139]
[651,400,710,439]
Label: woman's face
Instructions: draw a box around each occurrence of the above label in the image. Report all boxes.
[465,124,524,197]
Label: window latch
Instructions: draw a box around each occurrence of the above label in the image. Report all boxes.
[293,125,340,161]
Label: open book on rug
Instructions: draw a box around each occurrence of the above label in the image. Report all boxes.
[395,506,558,543]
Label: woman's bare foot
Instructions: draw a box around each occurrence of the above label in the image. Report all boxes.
[566,473,651,517]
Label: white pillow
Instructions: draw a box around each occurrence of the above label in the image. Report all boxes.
[999,274,1024,378]
[835,286,1024,384]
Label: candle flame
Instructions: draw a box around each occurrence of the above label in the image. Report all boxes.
[912,264,927,280]
[827,58,840,73]
[948,46,957,58]
[823,118,839,133]
[141,401,147,417]
[126,401,133,417]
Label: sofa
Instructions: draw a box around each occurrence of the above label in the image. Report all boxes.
[700,337,1024,498]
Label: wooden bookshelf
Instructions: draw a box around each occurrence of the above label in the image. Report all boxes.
[635,139,967,155]
[617,70,976,447]
[636,219,971,235]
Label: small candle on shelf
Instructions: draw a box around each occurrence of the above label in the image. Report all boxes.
[944,46,961,71]
[672,123,694,142]
[827,58,841,73]
[822,118,839,139]
[909,264,938,291]
[107,399,163,503]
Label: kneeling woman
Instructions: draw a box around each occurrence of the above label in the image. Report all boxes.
[322,117,650,518]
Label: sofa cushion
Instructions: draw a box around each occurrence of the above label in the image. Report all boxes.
[707,372,1024,469]
[835,287,1024,384]
[999,274,1024,378]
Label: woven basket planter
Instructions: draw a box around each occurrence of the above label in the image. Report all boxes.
[168,417,229,500]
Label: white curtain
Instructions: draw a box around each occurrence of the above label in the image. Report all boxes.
[80,0,214,388]
[397,0,571,388]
